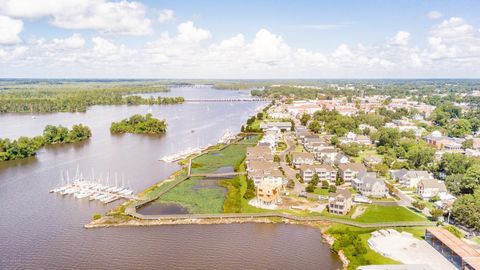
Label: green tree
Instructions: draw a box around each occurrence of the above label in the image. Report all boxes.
[375,128,400,148]
[461,164,480,194]
[430,208,444,221]
[462,139,474,150]
[306,173,319,193]
[451,190,480,230]
[448,119,472,137]
[300,113,311,126]
[309,120,321,133]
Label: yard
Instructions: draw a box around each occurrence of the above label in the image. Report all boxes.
[321,204,428,223]
[354,205,428,223]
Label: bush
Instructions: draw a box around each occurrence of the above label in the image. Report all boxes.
[412,200,426,210]
[243,178,256,200]
[321,180,329,189]
[329,185,337,193]
[92,213,102,220]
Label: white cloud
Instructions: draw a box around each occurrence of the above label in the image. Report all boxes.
[249,29,290,65]
[52,33,85,49]
[0,0,152,36]
[427,11,443,20]
[1,17,480,78]
[389,31,410,46]
[424,17,480,70]
[176,21,211,43]
[158,9,174,23]
[0,15,23,44]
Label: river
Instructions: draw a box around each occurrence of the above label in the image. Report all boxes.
[0,86,342,269]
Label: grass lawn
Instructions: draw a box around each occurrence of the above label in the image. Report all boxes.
[320,205,427,224]
[352,148,382,163]
[157,177,226,214]
[275,141,287,152]
[354,205,428,223]
[294,144,305,152]
[313,187,330,196]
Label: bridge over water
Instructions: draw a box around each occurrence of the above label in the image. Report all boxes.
[184,98,269,102]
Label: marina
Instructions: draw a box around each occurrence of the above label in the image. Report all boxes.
[49,169,137,204]
[159,130,237,163]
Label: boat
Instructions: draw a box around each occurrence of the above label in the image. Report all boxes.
[218,130,235,144]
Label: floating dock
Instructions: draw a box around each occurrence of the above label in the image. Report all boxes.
[50,169,137,204]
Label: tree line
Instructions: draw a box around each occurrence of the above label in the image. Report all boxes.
[0,83,184,113]
[110,114,167,135]
[0,124,91,161]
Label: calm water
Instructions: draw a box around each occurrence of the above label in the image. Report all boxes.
[0,86,341,269]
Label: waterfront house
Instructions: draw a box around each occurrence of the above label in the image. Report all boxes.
[246,159,284,187]
[328,188,353,215]
[337,162,367,183]
[256,183,281,205]
[417,179,447,199]
[299,164,337,184]
[390,169,433,188]
[291,152,315,167]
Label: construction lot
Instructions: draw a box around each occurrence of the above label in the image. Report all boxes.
[368,229,457,270]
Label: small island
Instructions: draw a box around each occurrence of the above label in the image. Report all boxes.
[110,113,167,135]
[0,124,91,161]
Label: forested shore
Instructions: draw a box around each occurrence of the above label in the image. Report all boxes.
[0,82,184,113]
[0,124,92,161]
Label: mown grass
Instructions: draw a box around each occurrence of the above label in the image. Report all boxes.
[321,205,428,223]
[354,205,427,223]
[314,187,330,196]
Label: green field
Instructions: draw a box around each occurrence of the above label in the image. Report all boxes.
[157,177,226,214]
[354,205,427,223]
[321,204,428,223]
[191,135,260,175]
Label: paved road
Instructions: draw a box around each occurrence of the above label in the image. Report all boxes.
[395,186,431,217]
[278,132,304,195]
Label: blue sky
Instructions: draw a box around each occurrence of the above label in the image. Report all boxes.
[0,0,479,78]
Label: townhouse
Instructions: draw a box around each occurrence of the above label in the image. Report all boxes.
[328,188,353,215]
[298,164,337,184]
[337,162,367,183]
